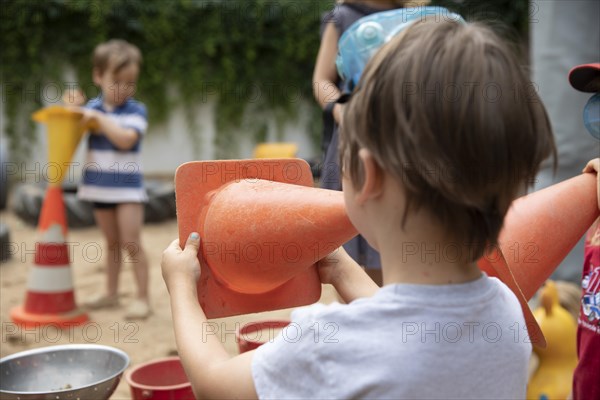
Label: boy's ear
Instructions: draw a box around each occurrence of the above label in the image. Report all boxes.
[356,148,384,205]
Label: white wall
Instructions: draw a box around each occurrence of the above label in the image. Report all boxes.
[531,0,600,282]
[0,87,318,183]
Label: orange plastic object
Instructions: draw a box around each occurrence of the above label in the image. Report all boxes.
[499,173,599,300]
[125,357,194,400]
[32,105,98,186]
[175,159,358,318]
[37,184,69,238]
[11,186,88,328]
[478,173,599,347]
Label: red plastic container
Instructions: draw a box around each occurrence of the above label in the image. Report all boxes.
[125,357,194,400]
[237,320,290,353]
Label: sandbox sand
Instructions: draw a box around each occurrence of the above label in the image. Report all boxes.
[0,210,337,398]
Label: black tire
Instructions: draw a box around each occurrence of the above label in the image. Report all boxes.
[0,168,8,210]
[143,180,176,224]
[0,223,10,263]
[11,183,44,227]
[11,179,176,228]
[0,146,9,210]
[62,182,95,228]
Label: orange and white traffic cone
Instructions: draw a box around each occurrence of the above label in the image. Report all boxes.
[10,186,88,328]
[10,106,91,328]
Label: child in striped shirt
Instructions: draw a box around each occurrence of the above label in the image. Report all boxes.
[76,39,150,320]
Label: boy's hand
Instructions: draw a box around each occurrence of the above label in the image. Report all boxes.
[317,246,352,286]
[161,233,202,294]
[79,108,103,134]
[62,88,86,106]
[66,106,103,133]
[582,158,600,210]
[317,246,379,302]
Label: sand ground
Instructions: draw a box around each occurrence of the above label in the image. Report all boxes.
[0,210,337,398]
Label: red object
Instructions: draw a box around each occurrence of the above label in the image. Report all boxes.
[175,159,358,318]
[568,63,600,92]
[572,228,600,400]
[478,173,599,348]
[237,320,291,353]
[10,186,88,328]
[126,357,194,400]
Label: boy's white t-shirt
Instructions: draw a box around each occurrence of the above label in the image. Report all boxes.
[252,274,531,399]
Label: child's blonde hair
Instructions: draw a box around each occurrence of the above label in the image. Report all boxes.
[92,39,142,76]
[340,19,556,261]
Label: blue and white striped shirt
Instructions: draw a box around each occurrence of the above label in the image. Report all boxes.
[78,97,148,203]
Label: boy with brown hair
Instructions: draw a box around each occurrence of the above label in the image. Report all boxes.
[161,17,556,399]
[75,39,151,319]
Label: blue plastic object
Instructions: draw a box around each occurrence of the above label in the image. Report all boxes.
[583,92,600,140]
[336,6,464,90]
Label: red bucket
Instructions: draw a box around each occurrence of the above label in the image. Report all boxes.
[125,356,194,400]
[237,320,290,353]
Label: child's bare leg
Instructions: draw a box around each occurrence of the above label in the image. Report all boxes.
[93,208,121,297]
[117,203,149,301]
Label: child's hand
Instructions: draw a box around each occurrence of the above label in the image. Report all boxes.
[66,106,103,134]
[62,88,86,106]
[582,158,600,210]
[317,246,352,285]
[79,108,103,133]
[317,246,379,302]
[161,233,202,293]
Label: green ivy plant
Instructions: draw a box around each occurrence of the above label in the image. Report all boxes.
[1,0,529,161]
[1,0,333,160]
[432,0,531,57]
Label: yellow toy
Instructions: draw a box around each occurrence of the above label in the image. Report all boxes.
[32,105,97,184]
[253,142,298,159]
[527,280,578,399]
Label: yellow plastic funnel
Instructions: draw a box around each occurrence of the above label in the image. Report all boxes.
[253,143,298,159]
[32,106,96,186]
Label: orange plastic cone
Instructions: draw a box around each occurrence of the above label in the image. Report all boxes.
[10,186,88,328]
[499,173,599,299]
[478,173,599,347]
[176,159,358,318]
[200,179,357,294]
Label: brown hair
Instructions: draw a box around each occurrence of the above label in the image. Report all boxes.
[92,39,142,76]
[339,19,556,260]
